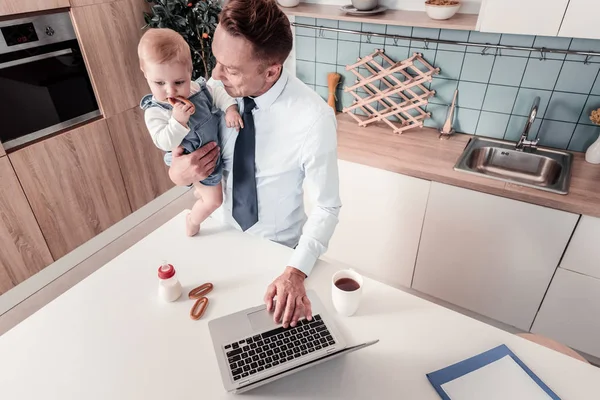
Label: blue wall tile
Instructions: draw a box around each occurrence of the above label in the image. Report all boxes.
[295,17,316,37]
[460,53,494,83]
[521,59,563,90]
[580,95,600,124]
[438,29,469,52]
[385,25,412,47]
[513,88,552,118]
[546,92,587,122]
[296,36,316,61]
[476,111,510,138]
[316,38,338,65]
[316,19,338,40]
[337,40,361,67]
[532,36,571,60]
[457,81,487,109]
[489,56,528,86]
[568,124,600,151]
[482,85,518,114]
[294,18,600,150]
[538,120,577,148]
[315,85,329,102]
[455,108,480,134]
[339,21,362,42]
[297,60,315,85]
[554,62,600,94]
[361,23,386,44]
[435,51,465,80]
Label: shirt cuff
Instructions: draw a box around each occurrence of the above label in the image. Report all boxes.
[287,246,318,277]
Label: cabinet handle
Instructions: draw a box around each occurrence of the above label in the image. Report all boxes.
[0,48,73,70]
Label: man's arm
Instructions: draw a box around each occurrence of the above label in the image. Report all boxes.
[289,110,341,276]
[264,109,341,328]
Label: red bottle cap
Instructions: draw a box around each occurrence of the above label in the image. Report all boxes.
[158,263,175,280]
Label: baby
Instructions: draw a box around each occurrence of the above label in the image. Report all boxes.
[138,28,241,237]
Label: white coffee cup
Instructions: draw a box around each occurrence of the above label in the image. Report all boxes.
[331,269,363,316]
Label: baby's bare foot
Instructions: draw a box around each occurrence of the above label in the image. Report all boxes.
[186,213,200,237]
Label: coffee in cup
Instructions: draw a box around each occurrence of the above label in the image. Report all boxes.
[331,269,363,316]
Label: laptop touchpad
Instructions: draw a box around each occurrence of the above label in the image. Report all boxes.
[247,307,279,332]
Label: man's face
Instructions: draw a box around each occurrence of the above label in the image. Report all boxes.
[211,24,280,98]
[142,61,191,102]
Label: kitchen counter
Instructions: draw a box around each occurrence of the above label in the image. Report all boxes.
[0,211,598,399]
[336,114,600,218]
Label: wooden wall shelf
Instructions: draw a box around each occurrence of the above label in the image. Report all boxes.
[281,3,478,31]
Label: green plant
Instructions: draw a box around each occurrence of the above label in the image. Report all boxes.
[143,0,221,80]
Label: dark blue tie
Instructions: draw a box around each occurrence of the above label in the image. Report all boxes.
[232,97,258,231]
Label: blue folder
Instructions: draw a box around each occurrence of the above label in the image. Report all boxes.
[426,344,561,400]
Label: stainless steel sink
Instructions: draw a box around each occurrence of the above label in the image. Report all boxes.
[454,137,573,195]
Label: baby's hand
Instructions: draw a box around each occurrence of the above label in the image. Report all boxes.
[169,97,194,127]
[225,105,244,131]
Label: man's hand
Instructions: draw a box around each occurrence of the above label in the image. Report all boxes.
[168,142,219,186]
[264,267,313,328]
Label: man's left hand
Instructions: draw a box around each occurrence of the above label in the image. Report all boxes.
[264,267,313,328]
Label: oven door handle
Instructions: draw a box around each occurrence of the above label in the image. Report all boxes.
[0,48,73,70]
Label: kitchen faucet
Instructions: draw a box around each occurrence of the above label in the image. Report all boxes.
[515,96,540,151]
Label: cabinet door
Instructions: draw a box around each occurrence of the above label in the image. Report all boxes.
[559,215,600,279]
[532,268,600,358]
[0,142,5,157]
[9,119,131,260]
[106,107,174,211]
[412,182,578,330]
[323,160,430,288]
[559,0,600,40]
[478,0,569,36]
[0,157,53,295]
[0,0,69,17]
[70,0,149,118]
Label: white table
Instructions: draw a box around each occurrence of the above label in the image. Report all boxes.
[0,211,598,399]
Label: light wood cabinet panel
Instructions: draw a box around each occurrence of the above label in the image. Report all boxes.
[70,0,150,118]
[412,182,578,331]
[0,142,5,157]
[0,0,69,17]
[107,107,174,211]
[532,268,600,358]
[70,0,114,6]
[9,119,131,260]
[559,0,600,40]
[478,0,569,36]
[0,157,54,295]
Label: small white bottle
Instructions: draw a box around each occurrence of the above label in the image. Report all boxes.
[157,261,182,302]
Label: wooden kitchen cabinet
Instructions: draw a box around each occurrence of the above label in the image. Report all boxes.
[557,215,600,280]
[106,107,174,212]
[478,0,569,36]
[0,142,5,157]
[412,182,578,331]
[532,268,600,358]
[0,157,54,295]
[70,0,150,118]
[0,0,69,17]
[314,160,430,288]
[559,0,600,40]
[9,119,131,260]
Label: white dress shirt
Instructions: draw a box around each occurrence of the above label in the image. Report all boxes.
[215,71,341,276]
[144,80,236,151]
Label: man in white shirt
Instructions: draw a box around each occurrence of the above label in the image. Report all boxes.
[167,0,340,329]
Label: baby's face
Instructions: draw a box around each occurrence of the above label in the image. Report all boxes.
[142,61,191,102]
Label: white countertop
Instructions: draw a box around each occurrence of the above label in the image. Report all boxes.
[0,211,598,399]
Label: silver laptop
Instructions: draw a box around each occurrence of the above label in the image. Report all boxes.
[208,290,378,394]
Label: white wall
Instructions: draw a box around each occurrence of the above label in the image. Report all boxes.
[302,0,482,14]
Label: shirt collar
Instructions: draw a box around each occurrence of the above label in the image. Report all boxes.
[251,69,288,111]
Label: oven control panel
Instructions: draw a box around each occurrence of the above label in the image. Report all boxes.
[0,12,76,54]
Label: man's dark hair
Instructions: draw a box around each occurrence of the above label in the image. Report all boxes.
[219,0,293,65]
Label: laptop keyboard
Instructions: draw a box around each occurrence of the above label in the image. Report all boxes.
[223,314,335,382]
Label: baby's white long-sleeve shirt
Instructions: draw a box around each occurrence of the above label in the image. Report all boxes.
[144,79,236,151]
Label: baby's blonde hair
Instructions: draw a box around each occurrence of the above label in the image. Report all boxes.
[138,28,192,71]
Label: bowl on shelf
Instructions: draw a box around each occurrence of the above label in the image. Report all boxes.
[351,0,379,11]
[424,0,461,20]
[277,0,300,7]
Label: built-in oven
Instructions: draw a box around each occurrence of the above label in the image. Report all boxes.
[0,11,100,151]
